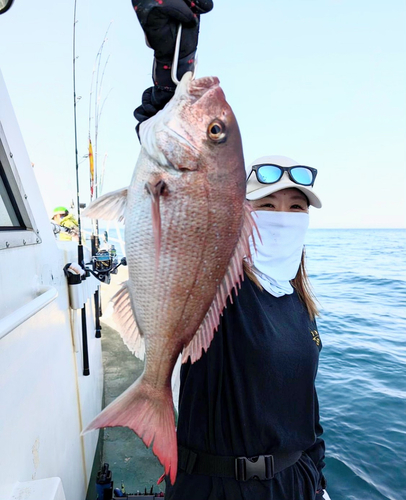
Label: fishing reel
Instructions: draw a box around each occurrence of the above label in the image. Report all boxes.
[87,245,127,284]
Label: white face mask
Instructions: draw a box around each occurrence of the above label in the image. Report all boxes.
[249,211,309,297]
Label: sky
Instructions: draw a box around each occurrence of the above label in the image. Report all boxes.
[0,0,405,228]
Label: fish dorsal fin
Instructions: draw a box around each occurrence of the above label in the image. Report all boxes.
[182,202,257,364]
[111,281,145,360]
[82,187,128,222]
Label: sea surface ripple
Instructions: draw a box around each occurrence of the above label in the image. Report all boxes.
[95,226,405,499]
[306,229,406,500]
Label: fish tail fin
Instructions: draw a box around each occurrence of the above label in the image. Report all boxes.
[83,377,177,484]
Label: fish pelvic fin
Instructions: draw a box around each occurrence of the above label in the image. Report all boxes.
[182,202,257,364]
[83,377,178,484]
[145,179,168,265]
[111,281,145,360]
[82,187,128,222]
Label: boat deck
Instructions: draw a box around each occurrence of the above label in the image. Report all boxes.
[86,268,165,498]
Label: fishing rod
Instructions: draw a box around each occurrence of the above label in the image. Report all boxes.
[88,23,113,338]
[87,134,102,338]
[89,23,112,249]
[73,0,90,376]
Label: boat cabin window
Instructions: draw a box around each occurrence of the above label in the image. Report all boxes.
[0,164,26,229]
[0,122,41,249]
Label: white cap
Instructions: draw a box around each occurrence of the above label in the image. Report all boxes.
[246,155,322,208]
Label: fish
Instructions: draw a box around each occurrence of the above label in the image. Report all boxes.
[82,72,256,483]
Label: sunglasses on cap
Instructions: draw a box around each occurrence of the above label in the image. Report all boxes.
[248,164,318,187]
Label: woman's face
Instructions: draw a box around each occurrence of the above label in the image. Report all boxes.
[250,188,309,213]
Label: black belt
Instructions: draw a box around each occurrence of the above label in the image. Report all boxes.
[178,446,302,482]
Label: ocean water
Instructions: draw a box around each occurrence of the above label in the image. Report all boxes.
[95,227,406,500]
[305,229,406,500]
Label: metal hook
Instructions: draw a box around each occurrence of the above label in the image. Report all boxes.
[171,24,183,85]
[171,24,197,85]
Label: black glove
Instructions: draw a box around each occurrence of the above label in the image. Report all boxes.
[132,0,213,130]
[132,0,213,70]
[134,86,174,123]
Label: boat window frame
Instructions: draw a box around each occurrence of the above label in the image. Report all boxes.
[0,121,42,250]
[0,161,26,229]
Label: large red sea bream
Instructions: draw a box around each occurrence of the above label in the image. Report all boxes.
[83,72,255,483]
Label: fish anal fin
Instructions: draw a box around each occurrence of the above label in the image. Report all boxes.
[82,187,128,222]
[111,281,145,360]
[182,202,256,364]
[83,377,177,484]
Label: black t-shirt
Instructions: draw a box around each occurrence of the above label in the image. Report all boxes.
[165,274,326,500]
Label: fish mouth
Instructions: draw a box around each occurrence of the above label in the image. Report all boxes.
[175,73,220,103]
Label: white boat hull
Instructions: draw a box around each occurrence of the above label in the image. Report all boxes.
[0,70,103,500]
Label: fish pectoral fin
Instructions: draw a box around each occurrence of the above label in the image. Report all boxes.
[82,377,178,484]
[111,281,145,360]
[145,179,168,262]
[182,202,256,364]
[82,187,128,222]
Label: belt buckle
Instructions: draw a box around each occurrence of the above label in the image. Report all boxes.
[235,455,274,481]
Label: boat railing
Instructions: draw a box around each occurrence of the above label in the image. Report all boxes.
[0,285,58,340]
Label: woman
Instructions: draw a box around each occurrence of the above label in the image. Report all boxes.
[164,155,326,500]
[130,3,326,497]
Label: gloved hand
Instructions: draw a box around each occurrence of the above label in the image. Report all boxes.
[132,0,213,129]
[133,0,213,68]
[134,86,173,124]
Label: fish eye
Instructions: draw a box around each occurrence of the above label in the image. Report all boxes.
[207,120,226,143]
